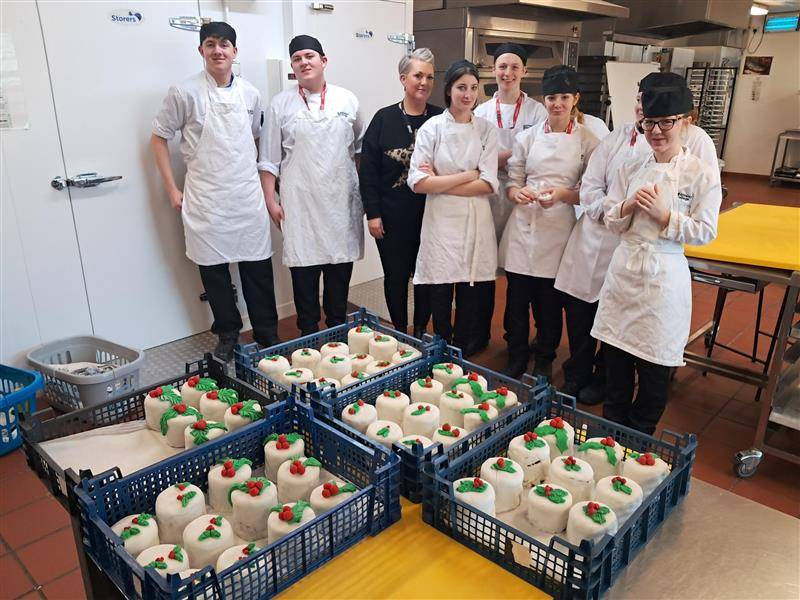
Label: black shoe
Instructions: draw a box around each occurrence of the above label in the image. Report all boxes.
[578,380,605,406]
[462,339,489,358]
[413,327,427,340]
[214,332,239,362]
[503,357,529,379]
[561,380,581,398]
[532,360,553,380]
[255,333,280,349]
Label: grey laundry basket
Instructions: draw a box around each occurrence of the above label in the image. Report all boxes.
[27,336,144,412]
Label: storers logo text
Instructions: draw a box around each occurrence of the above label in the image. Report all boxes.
[110,10,143,25]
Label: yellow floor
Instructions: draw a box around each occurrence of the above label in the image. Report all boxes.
[279,499,549,599]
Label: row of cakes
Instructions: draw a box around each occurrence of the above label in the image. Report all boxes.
[143,378,264,449]
[256,326,422,390]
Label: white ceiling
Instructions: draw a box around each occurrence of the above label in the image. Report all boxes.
[757,0,800,12]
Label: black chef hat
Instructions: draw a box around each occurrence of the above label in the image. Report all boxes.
[493,43,528,65]
[638,71,685,92]
[642,85,694,118]
[200,22,236,47]
[443,59,480,106]
[289,35,325,57]
[542,65,580,96]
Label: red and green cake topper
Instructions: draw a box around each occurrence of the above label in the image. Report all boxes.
[457,477,488,493]
[300,348,312,356]
[583,502,611,524]
[326,342,342,349]
[284,370,304,378]
[349,371,367,380]
[186,376,218,392]
[174,483,198,508]
[611,476,633,495]
[399,349,415,358]
[205,388,239,406]
[534,485,568,504]
[347,400,365,415]
[328,355,346,364]
[534,416,570,453]
[271,500,311,524]
[402,438,424,448]
[578,437,618,465]
[217,457,252,478]
[228,478,271,504]
[523,431,546,450]
[437,423,461,437]
[480,386,510,408]
[461,402,491,422]
[189,420,227,445]
[410,404,431,416]
[321,481,357,498]
[382,390,402,398]
[416,377,435,388]
[354,325,372,333]
[491,457,517,473]
[355,354,368,360]
[562,456,582,472]
[450,377,485,398]
[264,355,283,362]
[148,385,181,404]
[238,543,258,561]
[630,452,658,466]
[159,404,202,435]
[229,400,262,421]
[433,363,456,374]
[265,432,302,450]
[147,545,183,569]
[198,516,225,541]
[120,513,153,540]
[375,361,391,367]
[373,334,391,342]
[376,426,391,438]
[288,457,322,475]
[444,391,464,399]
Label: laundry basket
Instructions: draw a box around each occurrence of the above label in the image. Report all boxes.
[27,336,143,412]
[0,364,44,455]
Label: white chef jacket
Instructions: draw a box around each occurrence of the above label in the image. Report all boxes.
[581,113,611,141]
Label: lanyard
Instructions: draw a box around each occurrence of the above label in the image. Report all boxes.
[544,118,574,134]
[298,83,327,111]
[495,93,524,129]
[398,101,427,139]
[630,127,638,147]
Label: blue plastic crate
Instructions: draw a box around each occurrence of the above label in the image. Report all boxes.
[307,342,549,503]
[422,388,697,600]
[234,308,436,399]
[73,398,401,600]
[20,355,285,507]
[0,364,43,455]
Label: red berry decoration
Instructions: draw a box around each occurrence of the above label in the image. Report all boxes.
[497,457,505,468]
[612,476,627,485]
[417,405,423,410]
[193,420,207,430]
[447,363,454,369]
[383,391,390,397]
[290,464,298,475]
[177,484,186,491]
[473,478,483,487]
[187,376,199,387]
[348,407,356,415]
[168,549,176,560]
[224,460,233,469]
[150,387,163,398]
[176,494,184,501]
[175,404,187,414]
[322,489,331,498]
[468,372,478,381]
[278,434,287,443]
[564,456,577,466]
[425,405,431,411]
[442,423,451,431]
[497,387,508,396]
[255,481,263,489]
[249,487,259,496]
[544,485,553,496]
[231,402,243,415]
[452,429,460,437]
[207,391,219,400]
[479,402,489,410]
[550,416,564,428]
[601,436,615,447]
[205,525,214,531]
[357,400,364,406]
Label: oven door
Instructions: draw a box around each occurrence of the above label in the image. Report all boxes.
[472,30,578,74]
[478,74,543,103]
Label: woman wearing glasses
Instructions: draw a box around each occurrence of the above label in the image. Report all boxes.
[590,83,721,434]
[554,72,719,406]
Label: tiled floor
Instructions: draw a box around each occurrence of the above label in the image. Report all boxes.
[0,173,797,599]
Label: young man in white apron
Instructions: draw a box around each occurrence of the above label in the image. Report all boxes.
[151,22,278,361]
[259,35,365,336]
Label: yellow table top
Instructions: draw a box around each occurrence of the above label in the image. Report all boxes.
[278,499,549,600]
[684,203,800,271]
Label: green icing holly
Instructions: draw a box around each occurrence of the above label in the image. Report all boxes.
[444,391,463,399]
[432,364,455,374]
[534,485,568,504]
[284,370,303,377]
[456,479,488,493]
[228,478,271,505]
[329,356,345,364]
[304,457,322,468]
[612,479,633,495]
[578,441,618,465]
[179,491,197,508]
[410,405,429,416]
[159,405,202,435]
[189,421,228,445]
[270,500,311,524]
[194,378,218,392]
[534,424,569,453]
[146,559,168,570]
[234,400,263,421]
[490,459,517,474]
[562,458,582,472]
[583,504,611,524]
[120,526,140,540]
[264,432,302,445]
[460,407,490,422]
[480,391,504,409]
[402,439,422,447]
[376,426,390,438]
[216,388,238,406]
[450,378,485,398]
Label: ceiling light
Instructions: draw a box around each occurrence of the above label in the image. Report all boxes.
[751,4,769,15]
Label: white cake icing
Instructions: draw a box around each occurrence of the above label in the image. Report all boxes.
[508,431,551,487]
[391,346,422,365]
[216,543,261,573]
[548,456,595,503]
[365,420,404,449]
[450,373,489,399]
[184,420,227,450]
[207,459,253,514]
[438,391,474,428]
[348,353,374,372]
[347,326,374,354]
[257,355,290,377]
[402,402,440,438]
[432,424,464,448]
[534,416,575,460]
[341,400,378,433]
[576,437,624,482]
[341,371,369,387]
[182,514,235,569]
[316,353,352,381]
[144,386,182,431]
[526,483,574,533]
[397,435,434,452]
[430,362,464,390]
[365,360,393,375]
[277,457,322,503]
[620,452,670,498]
[453,477,496,517]
[199,388,239,423]
[230,477,277,541]
[263,433,306,483]
[409,377,444,406]
[180,376,218,409]
[461,402,498,432]
[155,483,206,545]
[369,334,398,362]
[483,387,518,412]
[375,390,410,424]
[320,341,349,358]
[593,476,643,526]
[566,501,619,547]
[480,457,524,512]
[223,400,263,433]
[291,348,321,373]
[159,403,202,448]
[267,501,316,545]
[279,367,315,388]
[112,512,159,557]
[309,479,358,513]
[136,544,190,576]
[305,377,340,393]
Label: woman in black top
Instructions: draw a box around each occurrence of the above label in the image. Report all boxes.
[360,48,444,336]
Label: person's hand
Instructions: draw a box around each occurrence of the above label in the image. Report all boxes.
[537,188,556,209]
[636,183,670,227]
[621,191,642,217]
[419,162,436,176]
[168,188,183,211]
[267,201,284,231]
[368,217,385,239]
[510,186,537,205]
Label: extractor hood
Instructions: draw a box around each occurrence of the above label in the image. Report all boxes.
[613,0,752,38]
[445,0,629,20]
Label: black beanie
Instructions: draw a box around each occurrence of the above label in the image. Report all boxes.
[493,43,528,65]
[638,71,685,92]
[642,86,694,118]
[200,22,236,47]
[289,35,325,57]
[542,65,580,95]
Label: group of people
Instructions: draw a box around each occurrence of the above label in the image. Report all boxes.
[152,22,721,436]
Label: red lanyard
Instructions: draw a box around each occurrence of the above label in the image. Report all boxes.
[495,93,524,129]
[298,83,326,111]
[544,119,574,134]
[630,128,638,147]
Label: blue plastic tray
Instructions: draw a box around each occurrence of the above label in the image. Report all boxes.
[74,398,400,599]
[306,342,549,503]
[422,389,697,600]
[0,364,43,455]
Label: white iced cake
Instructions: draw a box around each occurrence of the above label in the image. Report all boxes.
[341,399,378,433]
[320,341,349,358]
[409,377,444,406]
[144,385,182,431]
[279,368,315,388]
[549,456,595,503]
[347,325,374,354]
[534,416,575,460]
[229,477,277,541]
[180,376,217,409]
[576,436,623,482]
[593,476,643,526]
[480,457,524,513]
[392,346,421,365]
[199,388,239,423]
[375,390,410,424]
[461,401,498,432]
[310,479,358,513]
[526,484,573,533]
[277,457,322,503]
[508,431,551,487]
[454,477,496,517]
[223,400,263,433]
[341,370,369,386]
[397,435,433,453]
[184,419,227,450]
[316,353,352,381]
[621,452,670,498]
[348,353,374,372]
[566,501,619,547]
[450,372,489,399]
[267,501,315,545]
[159,403,202,448]
[257,355,290,377]
[368,334,398,362]
[402,402,439,438]
[208,458,253,514]
[182,514,234,569]
[112,512,159,557]
[263,432,305,483]
[432,423,464,448]
[482,386,518,412]
[365,420,403,449]
[291,348,320,373]
[431,362,464,390]
[155,482,206,545]
[365,360,393,375]
[216,542,260,573]
[439,391,474,428]
[136,544,189,577]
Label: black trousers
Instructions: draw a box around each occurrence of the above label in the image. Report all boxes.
[375,228,430,332]
[290,262,353,335]
[427,281,493,347]
[198,258,278,344]
[505,272,562,365]
[603,344,671,435]
[561,293,599,388]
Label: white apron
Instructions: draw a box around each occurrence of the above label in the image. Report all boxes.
[591,155,691,367]
[555,127,651,302]
[499,122,582,278]
[182,78,270,266]
[279,103,364,268]
[413,119,497,285]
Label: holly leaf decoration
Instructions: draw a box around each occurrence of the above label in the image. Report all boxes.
[195,377,218,392]
[578,441,618,465]
[460,407,490,422]
[444,391,462,399]
[134,513,153,526]
[491,460,517,474]
[456,480,488,493]
[583,504,611,524]
[524,437,547,450]
[437,428,458,438]
[329,356,345,364]
[402,439,421,447]
[534,486,568,504]
[415,379,432,388]
[198,528,222,542]
[612,479,633,495]
[481,391,504,409]
[180,491,197,508]
[189,422,228,445]
[285,370,303,377]
[146,559,168,570]
[410,406,428,416]
[451,378,485,398]
[236,400,263,421]
[562,459,582,472]
[432,364,454,374]
[169,546,184,562]
[228,478,271,505]
[159,405,202,435]
[376,426,390,438]
[216,457,253,470]
[217,388,239,406]
[355,325,373,333]
[120,526,140,540]
[339,483,357,493]
[534,424,569,453]
[303,457,322,468]
[348,402,361,414]
[264,432,302,445]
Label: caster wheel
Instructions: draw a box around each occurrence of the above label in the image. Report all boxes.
[704,331,713,349]
[733,449,762,478]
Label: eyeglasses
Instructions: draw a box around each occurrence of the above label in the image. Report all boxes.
[637,115,687,133]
